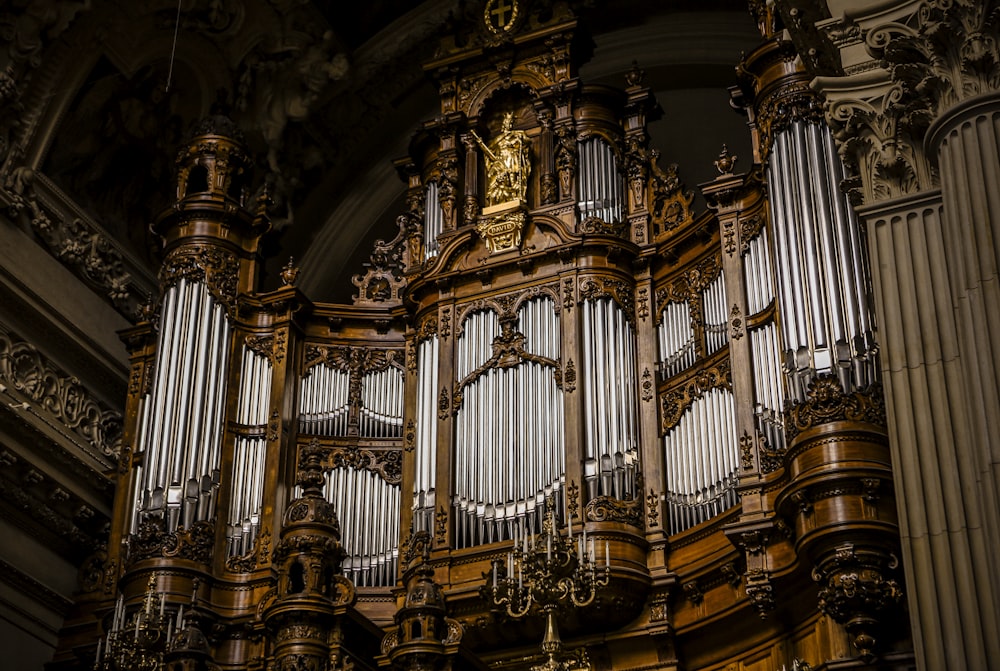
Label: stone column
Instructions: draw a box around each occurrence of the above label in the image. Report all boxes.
[928,96,1000,602]
[856,191,999,670]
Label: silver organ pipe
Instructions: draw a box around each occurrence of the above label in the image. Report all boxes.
[750,322,785,453]
[701,271,729,356]
[413,335,439,532]
[360,366,405,438]
[581,297,639,501]
[130,279,231,533]
[424,181,443,260]
[743,222,775,315]
[453,298,566,549]
[577,138,624,224]
[325,467,400,587]
[657,301,696,380]
[227,345,272,557]
[767,120,878,400]
[298,365,350,435]
[663,387,739,533]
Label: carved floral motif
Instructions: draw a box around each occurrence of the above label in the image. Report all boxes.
[784,374,885,439]
[0,329,122,458]
[585,495,643,528]
[660,360,732,433]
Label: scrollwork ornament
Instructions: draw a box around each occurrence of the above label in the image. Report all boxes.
[585,496,643,528]
[160,245,239,308]
[646,489,659,528]
[785,374,886,439]
[660,360,732,432]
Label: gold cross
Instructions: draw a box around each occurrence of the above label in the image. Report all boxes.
[490,0,515,29]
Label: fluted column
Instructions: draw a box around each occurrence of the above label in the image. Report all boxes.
[929,95,1000,590]
[857,191,999,670]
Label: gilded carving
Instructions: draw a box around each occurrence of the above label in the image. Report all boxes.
[739,431,754,471]
[659,360,732,433]
[323,444,403,485]
[160,245,240,307]
[585,495,643,528]
[440,307,452,338]
[435,506,448,544]
[784,375,885,439]
[352,214,408,306]
[563,358,576,393]
[655,253,722,327]
[129,516,215,565]
[730,304,744,340]
[645,489,659,528]
[579,216,626,237]
[404,419,416,452]
[579,277,636,326]
[648,150,695,236]
[744,568,774,618]
[477,210,526,253]
[640,367,653,402]
[637,287,649,322]
[438,386,450,420]
[566,481,580,520]
[682,581,703,605]
[739,214,765,256]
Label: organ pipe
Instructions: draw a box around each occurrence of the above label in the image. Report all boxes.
[130,279,231,533]
[360,367,405,438]
[413,335,439,533]
[663,387,739,533]
[452,298,565,548]
[742,222,775,315]
[226,345,273,557]
[424,181,443,260]
[657,301,696,380]
[298,365,351,436]
[581,297,639,502]
[701,272,729,356]
[577,138,624,224]
[325,467,400,587]
[767,119,878,400]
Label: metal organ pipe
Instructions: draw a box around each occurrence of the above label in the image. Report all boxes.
[576,138,624,224]
[424,181,443,260]
[767,120,878,400]
[452,298,565,549]
[226,345,272,557]
[701,272,729,356]
[360,367,404,438]
[325,467,400,587]
[413,336,439,533]
[581,297,639,502]
[298,365,350,435]
[657,302,696,380]
[130,279,231,534]
[663,387,739,533]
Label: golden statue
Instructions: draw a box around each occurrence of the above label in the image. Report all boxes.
[472,112,531,207]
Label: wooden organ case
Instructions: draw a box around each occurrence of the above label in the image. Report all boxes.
[75,3,915,671]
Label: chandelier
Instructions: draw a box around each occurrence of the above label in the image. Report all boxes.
[94,575,184,671]
[483,504,610,671]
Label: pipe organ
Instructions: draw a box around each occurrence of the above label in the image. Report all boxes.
[412,334,439,533]
[767,120,878,399]
[452,296,566,548]
[130,277,230,534]
[577,138,625,224]
[580,296,638,502]
[227,342,273,556]
[298,363,351,435]
[82,6,916,671]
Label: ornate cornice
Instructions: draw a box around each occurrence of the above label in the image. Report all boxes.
[0,328,122,459]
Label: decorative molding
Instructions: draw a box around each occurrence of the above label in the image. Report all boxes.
[785,374,886,439]
[160,245,239,308]
[128,516,215,565]
[585,495,643,528]
[322,444,402,485]
[579,276,636,326]
[660,359,732,433]
[0,328,122,459]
